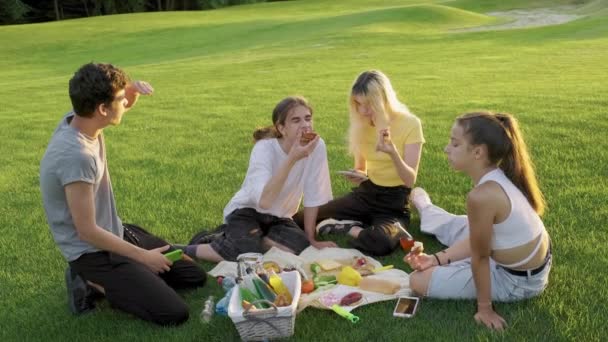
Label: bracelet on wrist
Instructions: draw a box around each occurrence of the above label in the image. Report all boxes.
[439,250,451,264]
[433,253,441,266]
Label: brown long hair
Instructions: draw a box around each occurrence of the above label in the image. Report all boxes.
[456,112,546,215]
[252,96,313,142]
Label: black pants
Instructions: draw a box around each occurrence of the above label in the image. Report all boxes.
[69,223,207,326]
[294,180,411,256]
[210,208,311,261]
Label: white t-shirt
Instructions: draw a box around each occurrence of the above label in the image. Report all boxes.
[223,138,333,220]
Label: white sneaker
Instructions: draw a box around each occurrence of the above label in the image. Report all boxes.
[316,218,363,235]
[410,187,432,211]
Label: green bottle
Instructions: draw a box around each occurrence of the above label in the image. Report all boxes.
[240,285,260,304]
[241,276,269,308]
[252,275,277,303]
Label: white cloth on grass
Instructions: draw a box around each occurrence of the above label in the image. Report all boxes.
[208,246,411,312]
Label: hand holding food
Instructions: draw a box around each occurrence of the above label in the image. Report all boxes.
[410,241,424,255]
[289,129,319,161]
[403,243,435,272]
[375,128,397,154]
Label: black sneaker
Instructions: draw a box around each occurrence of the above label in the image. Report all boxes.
[188,224,225,245]
[65,267,96,315]
[316,219,363,235]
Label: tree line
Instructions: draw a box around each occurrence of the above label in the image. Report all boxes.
[0,0,280,25]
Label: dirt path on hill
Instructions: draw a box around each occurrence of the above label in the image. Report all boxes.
[458,6,584,32]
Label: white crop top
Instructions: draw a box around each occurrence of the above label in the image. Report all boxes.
[478,169,547,268]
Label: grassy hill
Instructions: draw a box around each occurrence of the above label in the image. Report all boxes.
[1,0,607,340]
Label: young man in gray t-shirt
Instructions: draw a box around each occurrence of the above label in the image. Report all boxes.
[40,63,206,326]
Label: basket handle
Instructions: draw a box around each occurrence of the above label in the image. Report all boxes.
[243,299,279,317]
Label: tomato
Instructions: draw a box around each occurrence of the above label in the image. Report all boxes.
[301,279,315,294]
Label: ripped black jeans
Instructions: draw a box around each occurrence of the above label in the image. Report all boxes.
[210,208,310,261]
[294,180,411,256]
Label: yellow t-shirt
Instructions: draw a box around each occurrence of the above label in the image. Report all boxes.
[360,113,424,187]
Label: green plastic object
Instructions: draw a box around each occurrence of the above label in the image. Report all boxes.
[252,276,277,302]
[313,275,337,288]
[372,264,394,273]
[331,305,360,323]
[240,279,269,308]
[240,286,261,303]
[164,250,183,262]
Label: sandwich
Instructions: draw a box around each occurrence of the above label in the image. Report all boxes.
[300,131,318,145]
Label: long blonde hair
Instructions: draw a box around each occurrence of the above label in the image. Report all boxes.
[456,112,546,216]
[347,70,410,154]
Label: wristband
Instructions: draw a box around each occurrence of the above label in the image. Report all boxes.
[433,253,441,266]
[440,250,451,264]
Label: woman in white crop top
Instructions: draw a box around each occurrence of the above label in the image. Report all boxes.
[404,112,551,331]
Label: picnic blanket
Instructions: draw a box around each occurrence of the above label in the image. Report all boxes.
[208,246,412,312]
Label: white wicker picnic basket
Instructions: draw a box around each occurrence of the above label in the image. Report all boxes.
[228,271,301,341]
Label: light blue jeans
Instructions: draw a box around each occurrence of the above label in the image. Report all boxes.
[419,202,551,301]
[426,256,551,301]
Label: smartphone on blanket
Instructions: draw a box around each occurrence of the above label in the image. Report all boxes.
[393,296,419,318]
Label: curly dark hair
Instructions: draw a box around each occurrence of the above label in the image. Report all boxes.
[69,63,129,117]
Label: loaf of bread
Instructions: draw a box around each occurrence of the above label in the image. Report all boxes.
[359,277,401,294]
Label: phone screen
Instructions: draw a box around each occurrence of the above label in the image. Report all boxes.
[395,297,417,316]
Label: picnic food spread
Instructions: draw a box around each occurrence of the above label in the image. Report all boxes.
[215,248,412,339]
[304,257,401,296]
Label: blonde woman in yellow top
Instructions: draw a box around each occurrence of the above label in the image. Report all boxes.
[295,70,424,255]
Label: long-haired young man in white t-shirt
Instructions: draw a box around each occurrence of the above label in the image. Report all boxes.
[185,96,335,262]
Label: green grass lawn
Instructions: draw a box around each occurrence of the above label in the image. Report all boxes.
[1,0,607,340]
